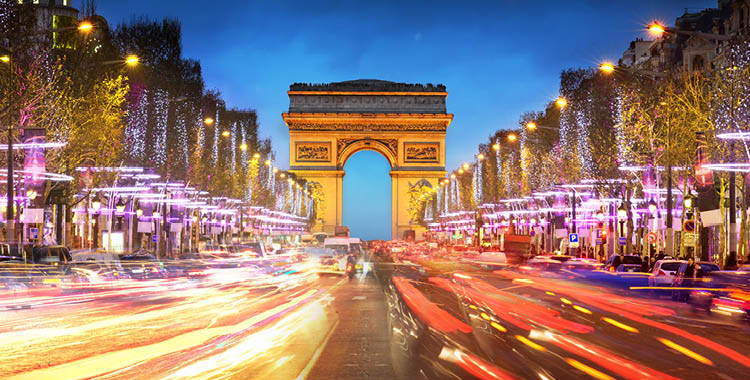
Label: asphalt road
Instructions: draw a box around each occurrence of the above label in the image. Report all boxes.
[3,257,750,380]
[0,265,398,380]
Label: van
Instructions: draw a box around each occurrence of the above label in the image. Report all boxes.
[324,237,350,255]
[349,238,362,254]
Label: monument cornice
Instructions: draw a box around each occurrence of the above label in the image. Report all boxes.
[283,112,453,132]
[288,91,448,96]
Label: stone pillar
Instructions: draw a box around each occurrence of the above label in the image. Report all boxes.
[292,170,344,235]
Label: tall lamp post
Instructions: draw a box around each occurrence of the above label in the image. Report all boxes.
[647,21,736,266]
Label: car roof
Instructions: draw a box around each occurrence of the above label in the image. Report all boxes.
[656,259,687,264]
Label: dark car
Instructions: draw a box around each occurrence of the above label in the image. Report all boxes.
[671,261,721,302]
[0,243,32,263]
[32,245,72,264]
[604,255,642,272]
[118,253,168,280]
[687,271,750,318]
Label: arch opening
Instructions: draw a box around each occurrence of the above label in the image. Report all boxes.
[342,150,391,240]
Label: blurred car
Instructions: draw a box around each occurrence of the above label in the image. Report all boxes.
[118,253,168,280]
[649,260,686,287]
[468,251,508,270]
[61,262,131,291]
[616,264,642,273]
[684,270,750,320]
[604,255,642,272]
[32,245,72,265]
[561,259,603,271]
[671,261,721,301]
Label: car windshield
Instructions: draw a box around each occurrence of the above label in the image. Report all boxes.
[660,262,682,271]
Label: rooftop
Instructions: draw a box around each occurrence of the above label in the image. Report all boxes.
[289,79,446,92]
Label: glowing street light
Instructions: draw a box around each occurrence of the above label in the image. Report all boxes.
[77,21,94,32]
[450,174,456,179]
[0,55,9,63]
[462,163,470,170]
[648,22,666,36]
[556,97,568,108]
[221,130,231,137]
[239,143,248,151]
[507,133,518,142]
[492,143,501,151]
[458,169,464,174]
[526,121,537,130]
[124,54,139,65]
[265,160,272,166]
[477,153,485,160]
[203,117,214,125]
[253,152,261,159]
[599,62,615,74]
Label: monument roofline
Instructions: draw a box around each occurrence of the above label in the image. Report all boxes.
[289,79,446,93]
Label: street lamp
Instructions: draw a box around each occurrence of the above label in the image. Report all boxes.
[239,143,248,151]
[648,199,658,215]
[556,97,568,108]
[507,133,517,142]
[458,169,464,174]
[462,163,470,170]
[526,121,537,130]
[599,62,615,74]
[253,153,261,159]
[221,130,230,137]
[203,117,214,125]
[476,153,485,160]
[492,143,501,151]
[265,160,272,166]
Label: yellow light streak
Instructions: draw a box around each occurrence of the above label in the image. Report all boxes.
[657,337,714,366]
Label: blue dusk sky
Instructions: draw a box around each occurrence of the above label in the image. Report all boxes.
[98,0,713,240]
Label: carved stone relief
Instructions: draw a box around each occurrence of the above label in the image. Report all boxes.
[295,142,331,162]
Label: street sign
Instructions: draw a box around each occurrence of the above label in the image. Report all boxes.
[29,228,39,240]
[682,232,697,245]
[569,233,579,248]
[683,220,696,233]
[596,229,606,239]
[595,238,603,245]
[618,237,627,246]
[152,234,158,243]
[647,232,657,244]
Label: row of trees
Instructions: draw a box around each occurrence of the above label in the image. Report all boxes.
[0,1,316,224]
[421,36,750,239]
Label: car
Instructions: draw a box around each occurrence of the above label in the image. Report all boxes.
[671,261,721,301]
[616,264,642,273]
[649,260,687,287]
[686,271,750,318]
[31,245,72,264]
[118,253,168,280]
[468,251,508,270]
[604,255,642,272]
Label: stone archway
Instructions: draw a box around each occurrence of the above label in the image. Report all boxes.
[282,80,453,239]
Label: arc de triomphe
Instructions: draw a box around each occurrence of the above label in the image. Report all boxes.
[282,80,452,239]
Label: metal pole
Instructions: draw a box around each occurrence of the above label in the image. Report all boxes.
[666,164,674,256]
[6,51,14,242]
[571,188,577,256]
[728,50,738,268]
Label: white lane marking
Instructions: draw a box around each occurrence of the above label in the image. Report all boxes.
[352,296,367,300]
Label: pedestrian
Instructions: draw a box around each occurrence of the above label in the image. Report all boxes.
[684,257,696,278]
[641,255,649,273]
[612,252,624,270]
[648,256,656,272]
